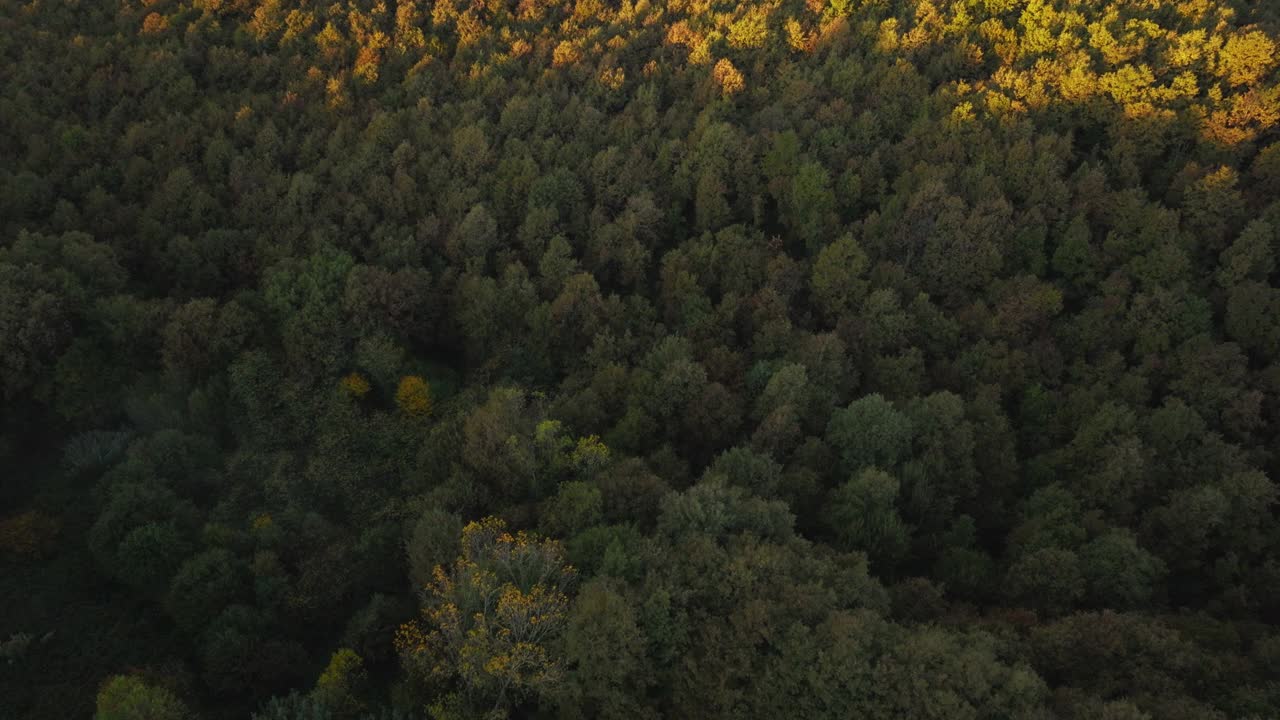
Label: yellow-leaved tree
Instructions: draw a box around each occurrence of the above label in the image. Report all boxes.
[395,375,432,417]
[340,372,371,399]
[396,518,575,718]
[712,59,745,97]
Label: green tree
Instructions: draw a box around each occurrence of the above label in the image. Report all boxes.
[1079,531,1166,609]
[1006,547,1086,615]
[452,204,499,269]
[788,161,837,253]
[95,676,191,720]
[1051,214,1098,292]
[824,467,911,569]
[558,579,654,720]
[543,481,604,537]
[263,246,355,376]
[810,234,869,323]
[825,394,914,475]
[406,508,463,590]
[167,548,250,632]
[114,522,190,593]
[1224,281,1280,356]
[312,649,368,720]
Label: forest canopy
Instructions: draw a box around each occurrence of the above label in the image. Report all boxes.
[2,0,1280,718]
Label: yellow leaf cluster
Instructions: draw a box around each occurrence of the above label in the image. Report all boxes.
[326,73,349,109]
[728,6,770,50]
[785,18,814,53]
[599,66,626,91]
[713,58,744,96]
[354,45,382,84]
[552,40,581,68]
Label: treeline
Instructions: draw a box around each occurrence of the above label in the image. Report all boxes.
[1,0,1279,718]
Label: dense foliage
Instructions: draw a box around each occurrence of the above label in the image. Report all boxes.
[2,0,1279,717]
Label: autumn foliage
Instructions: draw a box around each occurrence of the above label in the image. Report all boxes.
[339,372,371,398]
[397,518,574,713]
[2,0,1279,717]
[395,375,432,417]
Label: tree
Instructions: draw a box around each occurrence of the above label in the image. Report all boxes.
[407,509,463,590]
[727,6,769,50]
[200,605,309,696]
[539,235,580,296]
[557,579,654,720]
[88,478,199,590]
[542,481,604,537]
[703,446,784,497]
[0,232,124,401]
[263,246,355,376]
[312,649,368,720]
[161,298,252,377]
[918,196,1006,303]
[1079,530,1166,609]
[462,388,538,499]
[788,161,837,253]
[825,394,914,476]
[877,627,1048,718]
[711,59,744,97]
[900,391,978,529]
[1182,167,1246,252]
[114,522,190,593]
[452,204,499,268]
[1006,547,1086,615]
[1224,281,1280,356]
[167,548,250,632]
[810,234,869,322]
[933,516,997,601]
[0,509,61,561]
[95,676,191,720]
[1051,214,1098,291]
[1030,612,1212,708]
[251,693,334,720]
[343,265,433,341]
[824,468,911,569]
[395,375,433,417]
[694,169,731,232]
[1216,30,1277,87]
[549,273,606,356]
[396,518,575,716]
[1217,220,1274,288]
[744,609,1046,719]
